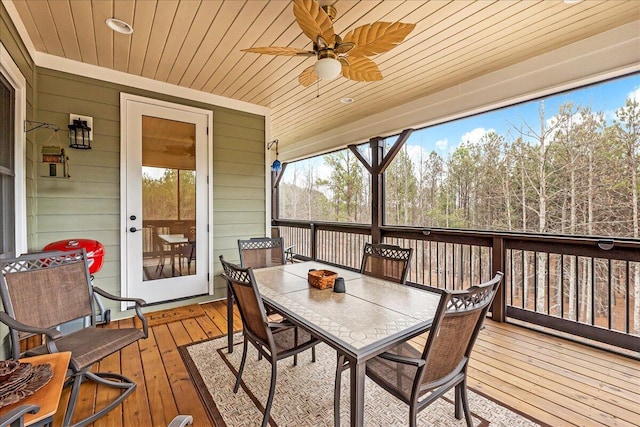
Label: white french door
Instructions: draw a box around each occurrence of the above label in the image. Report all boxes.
[121,94,211,304]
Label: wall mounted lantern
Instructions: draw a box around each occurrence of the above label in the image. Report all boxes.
[267,139,282,172]
[68,115,93,149]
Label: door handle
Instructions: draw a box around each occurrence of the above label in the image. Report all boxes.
[129,227,141,233]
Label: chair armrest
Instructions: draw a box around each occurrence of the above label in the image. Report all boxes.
[167,415,193,427]
[284,245,296,262]
[0,404,40,427]
[267,320,294,330]
[0,312,62,340]
[378,351,425,367]
[92,287,148,338]
[92,287,146,306]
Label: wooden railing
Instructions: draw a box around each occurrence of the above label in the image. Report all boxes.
[274,219,640,353]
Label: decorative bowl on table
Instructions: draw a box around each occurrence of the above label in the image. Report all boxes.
[0,360,20,382]
[0,361,53,408]
[308,269,338,289]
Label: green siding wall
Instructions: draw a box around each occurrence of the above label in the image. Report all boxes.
[35,68,267,315]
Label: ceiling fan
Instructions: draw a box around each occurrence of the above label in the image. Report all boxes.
[242,0,416,87]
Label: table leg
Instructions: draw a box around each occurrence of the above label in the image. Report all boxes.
[170,248,176,276]
[227,283,234,353]
[349,359,365,427]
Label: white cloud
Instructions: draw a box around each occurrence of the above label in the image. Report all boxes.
[460,127,494,145]
[316,163,332,181]
[628,87,640,102]
[435,138,449,151]
[404,144,428,170]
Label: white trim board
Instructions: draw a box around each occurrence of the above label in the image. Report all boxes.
[37,53,269,117]
[0,41,27,256]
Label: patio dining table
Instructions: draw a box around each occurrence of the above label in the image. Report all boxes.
[226,260,442,427]
[158,234,189,276]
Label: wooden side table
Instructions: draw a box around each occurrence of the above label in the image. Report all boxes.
[0,352,71,427]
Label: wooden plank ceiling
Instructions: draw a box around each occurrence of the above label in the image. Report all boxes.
[9,0,640,153]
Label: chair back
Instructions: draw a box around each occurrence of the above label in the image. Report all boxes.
[0,249,95,357]
[238,237,285,269]
[182,227,196,257]
[169,221,187,235]
[220,256,271,345]
[419,272,503,388]
[360,243,413,284]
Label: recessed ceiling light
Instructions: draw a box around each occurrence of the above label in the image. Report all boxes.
[340,97,355,104]
[563,0,582,3]
[105,18,133,35]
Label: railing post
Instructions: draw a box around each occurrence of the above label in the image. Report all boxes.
[492,236,506,322]
[310,223,317,261]
[371,138,384,244]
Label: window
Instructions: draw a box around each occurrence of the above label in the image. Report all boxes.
[384,73,640,238]
[0,73,15,258]
[278,145,371,223]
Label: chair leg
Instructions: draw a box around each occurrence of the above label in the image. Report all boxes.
[457,381,473,426]
[454,383,462,419]
[409,403,418,427]
[66,370,137,427]
[63,373,84,427]
[334,353,345,427]
[234,338,249,393]
[262,362,278,427]
[312,345,316,363]
[293,328,298,366]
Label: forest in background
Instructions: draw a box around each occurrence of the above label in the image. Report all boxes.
[142,169,196,221]
[280,97,640,240]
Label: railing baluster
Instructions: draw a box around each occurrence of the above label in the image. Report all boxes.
[626,261,631,334]
[590,257,595,326]
[608,258,612,331]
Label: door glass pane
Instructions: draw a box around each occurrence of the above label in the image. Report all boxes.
[141,116,196,280]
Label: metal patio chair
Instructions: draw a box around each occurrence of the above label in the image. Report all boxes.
[334,272,503,427]
[0,249,148,427]
[360,243,413,284]
[238,237,286,268]
[0,404,39,427]
[220,256,319,427]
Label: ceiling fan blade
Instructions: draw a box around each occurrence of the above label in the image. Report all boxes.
[242,46,315,56]
[293,0,335,46]
[298,65,319,87]
[341,57,383,82]
[343,22,416,57]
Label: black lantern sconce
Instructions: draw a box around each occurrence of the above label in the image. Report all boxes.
[68,117,92,149]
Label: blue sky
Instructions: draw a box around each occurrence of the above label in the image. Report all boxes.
[405,73,640,159]
[283,73,640,183]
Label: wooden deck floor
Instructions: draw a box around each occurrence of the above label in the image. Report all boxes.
[55,300,639,427]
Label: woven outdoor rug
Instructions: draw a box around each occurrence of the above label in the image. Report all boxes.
[179,335,543,427]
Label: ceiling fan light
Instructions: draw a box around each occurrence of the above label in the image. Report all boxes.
[314,57,342,80]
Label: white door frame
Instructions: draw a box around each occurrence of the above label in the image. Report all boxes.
[1,42,27,256]
[120,93,213,307]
